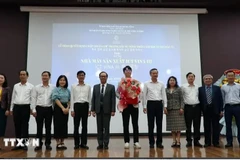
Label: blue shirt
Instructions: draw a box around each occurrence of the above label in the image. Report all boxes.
[221,83,240,105]
[52,87,70,103]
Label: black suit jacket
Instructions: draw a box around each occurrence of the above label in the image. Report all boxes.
[198,85,223,114]
[91,84,116,114]
[1,87,11,110]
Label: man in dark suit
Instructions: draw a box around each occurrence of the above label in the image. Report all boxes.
[198,74,223,147]
[91,71,116,150]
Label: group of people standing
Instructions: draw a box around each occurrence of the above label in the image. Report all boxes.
[0,66,239,152]
[164,70,240,149]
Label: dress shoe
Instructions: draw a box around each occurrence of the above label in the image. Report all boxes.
[74,145,80,149]
[97,145,103,150]
[61,143,67,150]
[171,142,176,147]
[34,146,42,151]
[104,145,109,150]
[11,146,22,151]
[194,141,203,147]
[22,146,28,151]
[186,142,192,147]
[225,143,233,148]
[150,145,154,148]
[56,144,62,150]
[176,142,181,148]
[157,144,164,149]
[80,145,89,150]
[213,144,220,148]
[46,145,52,150]
[204,144,211,147]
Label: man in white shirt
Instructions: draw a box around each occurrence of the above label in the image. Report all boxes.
[10,70,34,151]
[31,71,55,151]
[71,71,91,150]
[221,70,240,148]
[181,72,202,147]
[143,68,167,149]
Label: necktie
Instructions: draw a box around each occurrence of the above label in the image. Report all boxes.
[100,84,104,102]
[206,87,212,104]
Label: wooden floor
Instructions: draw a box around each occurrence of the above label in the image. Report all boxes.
[0,136,240,158]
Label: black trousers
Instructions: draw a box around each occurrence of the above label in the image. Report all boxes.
[184,104,201,142]
[147,101,163,145]
[53,103,69,139]
[13,104,31,140]
[203,106,220,145]
[73,103,89,146]
[0,105,7,137]
[225,104,240,144]
[122,104,139,143]
[35,106,53,146]
[96,107,111,146]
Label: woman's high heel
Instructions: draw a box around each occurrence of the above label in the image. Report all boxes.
[176,142,181,148]
[171,142,176,147]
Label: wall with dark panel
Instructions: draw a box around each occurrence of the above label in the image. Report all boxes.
[198,9,240,80]
[0,7,239,137]
[0,6,29,137]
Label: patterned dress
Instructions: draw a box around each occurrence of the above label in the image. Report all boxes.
[166,87,186,131]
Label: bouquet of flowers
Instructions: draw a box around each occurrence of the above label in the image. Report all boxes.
[214,69,240,87]
[117,78,141,112]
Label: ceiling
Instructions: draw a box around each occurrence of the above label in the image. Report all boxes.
[0,0,239,9]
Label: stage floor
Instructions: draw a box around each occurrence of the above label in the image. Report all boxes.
[0,136,240,158]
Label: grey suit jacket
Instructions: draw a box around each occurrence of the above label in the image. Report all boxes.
[91,83,116,114]
[166,87,184,110]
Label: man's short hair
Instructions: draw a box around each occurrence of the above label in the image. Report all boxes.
[186,72,195,78]
[226,70,235,75]
[123,66,132,72]
[149,68,158,74]
[42,71,51,77]
[203,74,213,79]
[77,70,86,76]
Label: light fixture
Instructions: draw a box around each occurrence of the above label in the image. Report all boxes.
[20,6,208,14]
